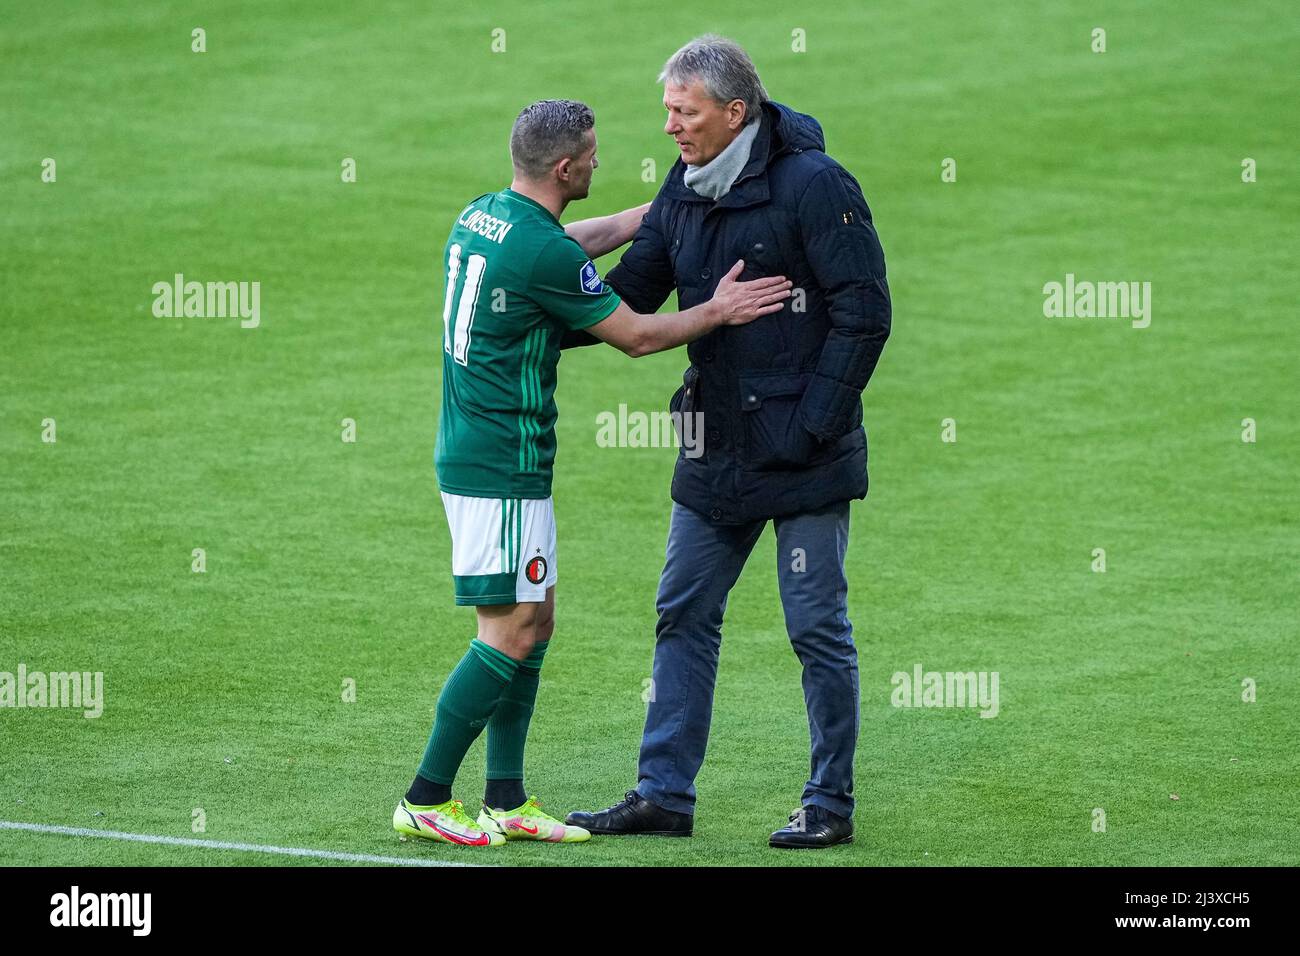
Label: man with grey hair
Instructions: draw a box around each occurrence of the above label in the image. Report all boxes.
[394,97,791,849]
[565,36,891,848]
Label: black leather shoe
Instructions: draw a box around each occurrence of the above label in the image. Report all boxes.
[564,790,693,836]
[769,805,853,848]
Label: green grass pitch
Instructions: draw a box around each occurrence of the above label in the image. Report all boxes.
[2,0,1296,867]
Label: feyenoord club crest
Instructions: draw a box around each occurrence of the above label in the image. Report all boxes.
[525,555,548,585]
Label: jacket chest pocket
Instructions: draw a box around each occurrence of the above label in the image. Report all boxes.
[735,232,784,283]
[733,227,803,363]
[727,205,791,278]
[669,207,786,289]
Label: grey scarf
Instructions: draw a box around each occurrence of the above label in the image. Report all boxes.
[682,115,762,200]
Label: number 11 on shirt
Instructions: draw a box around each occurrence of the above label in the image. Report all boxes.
[443,243,487,366]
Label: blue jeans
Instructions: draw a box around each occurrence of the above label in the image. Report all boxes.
[636,500,859,820]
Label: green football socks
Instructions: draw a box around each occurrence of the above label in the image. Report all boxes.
[486,640,549,786]
[414,639,519,787]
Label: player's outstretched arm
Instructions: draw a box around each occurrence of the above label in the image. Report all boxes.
[585,260,791,358]
[564,202,653,259]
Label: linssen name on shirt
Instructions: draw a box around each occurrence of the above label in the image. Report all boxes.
[457,207,514,244]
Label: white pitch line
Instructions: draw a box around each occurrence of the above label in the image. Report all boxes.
[0,820,486,867]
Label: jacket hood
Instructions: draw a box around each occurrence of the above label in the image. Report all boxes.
[764,101,825,156]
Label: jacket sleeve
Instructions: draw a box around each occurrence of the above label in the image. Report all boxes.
[559,198,676,349]
[795,164,891,441]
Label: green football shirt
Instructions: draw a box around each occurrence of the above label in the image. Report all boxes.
[434,188,621,499]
